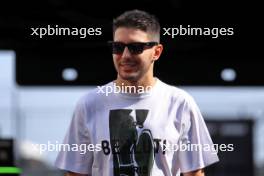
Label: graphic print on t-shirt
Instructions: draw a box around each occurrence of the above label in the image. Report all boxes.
[109,109,155,176]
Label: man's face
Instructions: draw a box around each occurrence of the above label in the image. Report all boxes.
[113,27,160,82]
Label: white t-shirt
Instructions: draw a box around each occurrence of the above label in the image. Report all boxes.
[55,78,219,176]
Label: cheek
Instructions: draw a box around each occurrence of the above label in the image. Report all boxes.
[113,55,120,64]
[113,54,125,63]
[113,54,118,60]
[141,52,154,64]
[113,57,118,70]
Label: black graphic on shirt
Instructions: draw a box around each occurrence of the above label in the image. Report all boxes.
[109,109,155,176]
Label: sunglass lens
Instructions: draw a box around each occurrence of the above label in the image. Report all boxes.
[112,43,125,54]
[128,43,144,54]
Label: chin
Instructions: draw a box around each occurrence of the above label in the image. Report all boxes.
[119,73,140,81]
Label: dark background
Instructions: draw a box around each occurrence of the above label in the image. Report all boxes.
[0,0,260,86]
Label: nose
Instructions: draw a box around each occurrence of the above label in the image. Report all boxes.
[121,47,132,59]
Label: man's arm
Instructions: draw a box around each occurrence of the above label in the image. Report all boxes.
[65,171,88,176]
[183,169,205,176]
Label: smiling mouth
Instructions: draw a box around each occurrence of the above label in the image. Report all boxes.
[120,62,137,67]
[121,63,136,66]
[119,63,137,72]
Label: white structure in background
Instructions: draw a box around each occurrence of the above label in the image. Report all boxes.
[0,50,264,168]
[0,50,15,138]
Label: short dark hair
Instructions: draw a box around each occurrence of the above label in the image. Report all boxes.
[113,9,160,42]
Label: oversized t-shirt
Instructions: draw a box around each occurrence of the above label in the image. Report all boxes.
[55,78,219,176]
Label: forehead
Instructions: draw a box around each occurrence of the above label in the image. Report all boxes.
[114,27,151,42]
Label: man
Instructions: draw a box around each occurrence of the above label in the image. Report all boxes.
[55,9,219,176]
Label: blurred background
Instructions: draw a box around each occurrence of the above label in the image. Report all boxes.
[0,0,262,176]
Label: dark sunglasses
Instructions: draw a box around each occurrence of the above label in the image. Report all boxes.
[108,41,158,55]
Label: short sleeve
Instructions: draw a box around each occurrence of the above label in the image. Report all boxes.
[55,97,93,175]
[177,95,219,173]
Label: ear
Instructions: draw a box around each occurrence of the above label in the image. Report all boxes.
[152,44,163,61]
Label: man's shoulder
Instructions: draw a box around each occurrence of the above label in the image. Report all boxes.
[159,80,195,104]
